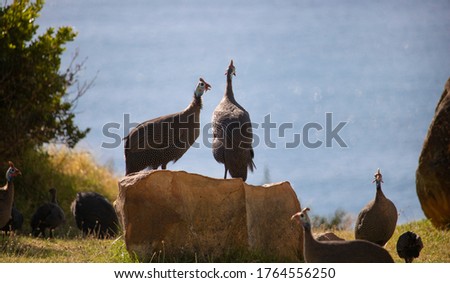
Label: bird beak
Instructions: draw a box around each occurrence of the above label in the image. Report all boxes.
[204,82,211,92]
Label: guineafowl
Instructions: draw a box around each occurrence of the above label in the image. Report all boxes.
[31,188,66,238]
[0,205,23,233]
[396,231,423,263]
[71,191,120,239]
[0,161,21,229]
[212,60,255,181]
[291,207,394,263]
[124,78,211,175]
[355,169,398,246]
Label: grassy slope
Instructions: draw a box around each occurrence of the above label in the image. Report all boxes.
[1,219,448,263]
[329,219,450,263]
[0,236,134,263]
[4,146,119,238]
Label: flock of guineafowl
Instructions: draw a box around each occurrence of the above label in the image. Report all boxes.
[0,162,119,239]
[1,60,424,263]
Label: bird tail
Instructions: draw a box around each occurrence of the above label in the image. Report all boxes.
[248,149,256,172]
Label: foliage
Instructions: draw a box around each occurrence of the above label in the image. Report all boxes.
[311,208,353,230]
[0,0,91,160]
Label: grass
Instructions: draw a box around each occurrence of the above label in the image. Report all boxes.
[323,219,450,263]
[0,234,134,263]
[1,219,448,262]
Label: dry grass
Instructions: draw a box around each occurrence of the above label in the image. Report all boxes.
[0,235,133,263]
[318,219,450,263]
[1,219,448,262]
[47,145,119,201]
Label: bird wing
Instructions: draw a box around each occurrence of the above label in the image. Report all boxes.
[124,112,183,153]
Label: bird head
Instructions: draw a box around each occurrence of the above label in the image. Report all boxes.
[373,168,383,184]
[225,59,236,77]
[194,78,211,97]
[6,161,21,182]
[291,207,311,229]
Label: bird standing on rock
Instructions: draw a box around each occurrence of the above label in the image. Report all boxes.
[212,60,255,181]
[355,169,398,246]
[124,78,211,175]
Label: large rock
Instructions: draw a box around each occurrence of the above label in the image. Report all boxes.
[114,170,302,262]
[416,77,450,229]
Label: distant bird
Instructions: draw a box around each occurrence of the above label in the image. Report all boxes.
[31,188,66,238]
[212,60,255,181]
[291,207,394,263]
[71,191,120,239]
[396,231,423,263]
[124,78,211,175]
[0,205,24,233]
[0,161,21,229]
[355,169,398,246]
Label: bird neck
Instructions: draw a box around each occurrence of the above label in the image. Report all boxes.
[225,74,236,102]
[51,192,57,204]
[183,95,202,118]
[3,181,15,203]
[375,181,386,199]
[191,95,202,110]
[5,179,14,190]
[302,222,320,252]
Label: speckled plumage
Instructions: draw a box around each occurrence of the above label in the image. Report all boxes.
[355,169,398,246]
[212,60,255,181]
[124,79,211,175]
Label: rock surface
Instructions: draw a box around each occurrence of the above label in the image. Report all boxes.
[115,170,302,262]
[416,77,450,229]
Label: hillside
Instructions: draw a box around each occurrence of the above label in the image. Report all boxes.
[2,146,119,238]
[1,219,449,263]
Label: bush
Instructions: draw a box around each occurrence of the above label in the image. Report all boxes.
[311,208,353,231]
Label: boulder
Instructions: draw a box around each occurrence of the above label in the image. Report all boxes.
[416,77,450,229]
[114,170,302,262]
